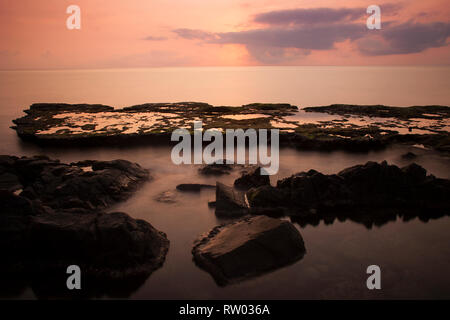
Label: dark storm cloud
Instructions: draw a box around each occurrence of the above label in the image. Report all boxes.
[358,22,450,55]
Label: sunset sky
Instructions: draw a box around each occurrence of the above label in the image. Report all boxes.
[0,0,449,69]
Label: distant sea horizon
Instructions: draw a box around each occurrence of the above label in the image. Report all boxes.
[1,66,449,114]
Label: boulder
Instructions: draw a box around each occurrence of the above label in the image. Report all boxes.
[234,166,270,190]
[0,155,169,287]
[0,156,149,211]
[0,190,169,280]
[215,182,248,217]
[192,216,306,286]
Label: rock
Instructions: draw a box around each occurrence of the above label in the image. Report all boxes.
[154,190,177,203]
[215,182,248,217]
[0,190,169,280]
[247,161,450,227]
[192,216,306,286]
[198,163,233,176]
[402,152,417,160]
[0,155,169,289]
[234,166,270,190]
[0,172,22,193]
[176,184,215,192]
[246,185,287,208]
[0,156,149,211]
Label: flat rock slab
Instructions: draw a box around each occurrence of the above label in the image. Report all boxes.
[192,215,306,286]
[12,102,450,152]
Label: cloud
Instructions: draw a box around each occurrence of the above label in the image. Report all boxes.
[212,24,366,50]
[254,8,364,26]
[172,28,217,41]
[143,35,168,41]
[173,5,450,63]
[253,4,402,26]
[358,22,450,55]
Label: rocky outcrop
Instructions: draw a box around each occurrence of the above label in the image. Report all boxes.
[0,155,149,211]
[246,161,450,227]
[11,103,450,153]
[192,216,305,286]
[0,155,169,286]
[304,104,450,120]
[234,166,271,190]
[215,182,249,217]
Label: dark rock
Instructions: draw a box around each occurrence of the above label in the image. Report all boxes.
[247,161,450,226]
[176,183,215,192]
[304,104,450,120]
[402,152,417,160]
[207,201,216,208]
[0,190,169,280]
[0,172,22,193]
[215,182,248,217]
[198,163,233,176]
[192,215,305,286]
[0,156,149,211]
[0,155,169,290]
[234,166,270,190]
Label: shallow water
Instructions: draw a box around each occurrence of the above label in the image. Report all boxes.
[1,67,450,299]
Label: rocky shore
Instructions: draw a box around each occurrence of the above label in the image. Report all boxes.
[11,102,450,152]
[0,155,169,296]
[210,161,450,228]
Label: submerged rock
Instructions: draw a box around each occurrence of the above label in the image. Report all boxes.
[192,215,305,286]
[198,163,233,176]
[234,166,271,190]
[176,183,215,192]
[401,151,417,160]
[215,182,249,217]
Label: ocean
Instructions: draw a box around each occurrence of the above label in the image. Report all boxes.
[1,66,450,299]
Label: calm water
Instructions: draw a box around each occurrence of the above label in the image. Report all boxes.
[1,67,450,299]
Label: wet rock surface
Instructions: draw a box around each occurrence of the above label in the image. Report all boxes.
[0,155,169,286]
[12,102,450,153]
[215,182,249,217]
[234,166,271,190]
[192,215,306,286]
[246,161,450,227]
[304,104,450,120]
[198,163,233,176]
[0,155,149,211]
[176,183,215,192]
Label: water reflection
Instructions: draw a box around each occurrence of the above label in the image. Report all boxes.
[290,208,450,229]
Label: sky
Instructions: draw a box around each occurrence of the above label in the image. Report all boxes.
[0,0,449,69]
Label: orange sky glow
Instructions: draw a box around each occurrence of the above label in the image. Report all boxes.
[0,0,449,69]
